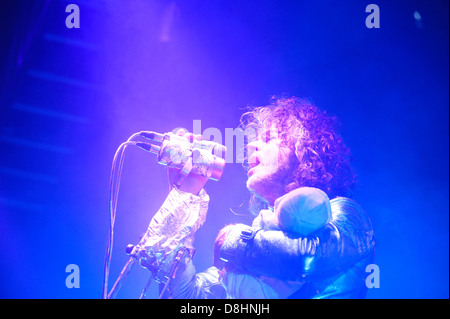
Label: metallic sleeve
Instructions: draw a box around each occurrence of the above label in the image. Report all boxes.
[134,187,210,282]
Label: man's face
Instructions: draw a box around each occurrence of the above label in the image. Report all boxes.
[245,125,295,206]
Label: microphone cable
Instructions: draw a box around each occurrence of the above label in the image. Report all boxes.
[101,132,149,299]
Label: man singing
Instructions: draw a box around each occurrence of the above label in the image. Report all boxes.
[138,96,375,299]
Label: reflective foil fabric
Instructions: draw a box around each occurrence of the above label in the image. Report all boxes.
[135,187,209,281]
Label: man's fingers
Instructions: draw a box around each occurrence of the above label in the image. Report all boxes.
[174,128,203,143]
[176,128,186,136]
[181,131,203,142]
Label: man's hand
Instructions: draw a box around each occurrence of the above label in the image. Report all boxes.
[252,209,281,231]
[167,129,209,195]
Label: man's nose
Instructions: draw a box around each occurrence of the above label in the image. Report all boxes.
[245,141,260,159]
[246,140,260,153]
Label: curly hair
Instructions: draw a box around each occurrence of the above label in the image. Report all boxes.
[240,96,357,200]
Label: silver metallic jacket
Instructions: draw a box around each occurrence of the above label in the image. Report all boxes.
[138,188,376,299]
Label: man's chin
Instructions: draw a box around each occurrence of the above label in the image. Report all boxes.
[246,174,266,199]
[246,174,257,192]
[246,169,289,207]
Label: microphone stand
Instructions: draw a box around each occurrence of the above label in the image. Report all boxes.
[106,245,187,299]
[107,256,136,299]
[139,273,155,299]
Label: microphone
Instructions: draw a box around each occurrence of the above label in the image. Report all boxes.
[103,130,226,299]
[136,131,227,182]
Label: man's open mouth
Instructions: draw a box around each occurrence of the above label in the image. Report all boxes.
[247,155,260,176]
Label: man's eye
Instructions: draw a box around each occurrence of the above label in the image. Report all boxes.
[263,129,278,143]
[258,130,269,143]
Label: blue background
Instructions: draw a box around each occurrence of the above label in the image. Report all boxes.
[0,0,448,298]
